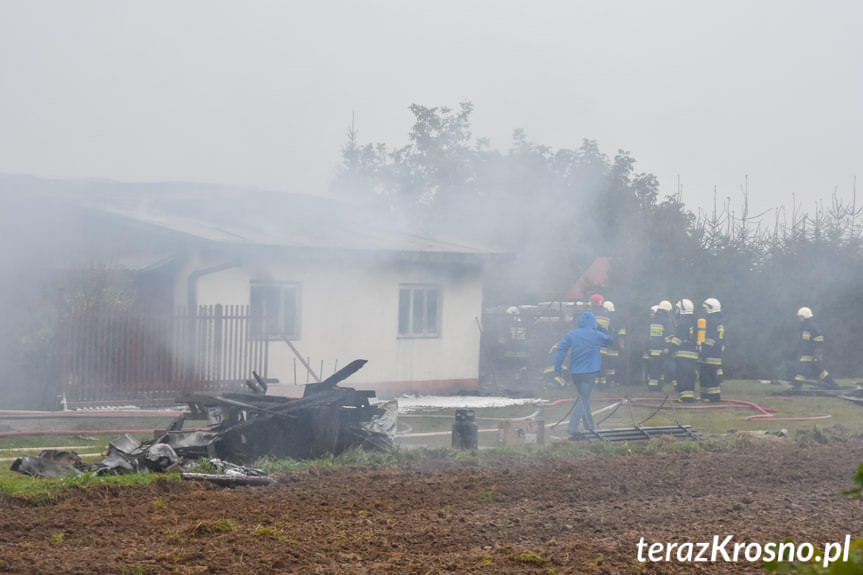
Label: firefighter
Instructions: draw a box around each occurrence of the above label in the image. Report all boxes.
[500,306,530,383]
[670,299,699,402]
[699,297,725,402]
[589,294,611,385]
[590,294,608,327]
[794,307,839,388]
[642,305,658,387]
[602,300,626,385]
[646,300,673,390]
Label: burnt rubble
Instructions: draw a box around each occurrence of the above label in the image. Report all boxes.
[10,359,397,482]
[179,359,396,463]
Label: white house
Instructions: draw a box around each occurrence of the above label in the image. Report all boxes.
[1,176,504,406]
[104,189,504,398]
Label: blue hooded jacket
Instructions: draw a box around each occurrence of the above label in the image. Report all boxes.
[553,311,614,375]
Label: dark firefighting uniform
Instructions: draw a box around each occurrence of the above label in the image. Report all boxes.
[794,317,837,387]
[498,313,530,385]
[670,314,699,401]
[600,310,626,385]
[645,310,672,389]
[699,311,724,402]
[593,305,612,385]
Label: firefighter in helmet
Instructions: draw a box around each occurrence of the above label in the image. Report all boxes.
[642,305,658,387]
[698,298,725,402]
[602,300,626,385]
[646,300,673,389]
[499,306,530,383]
[589,294,612,385]
[794,306,838,388]
[670,299,699,402]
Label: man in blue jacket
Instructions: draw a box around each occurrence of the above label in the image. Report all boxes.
[554,311,614,438]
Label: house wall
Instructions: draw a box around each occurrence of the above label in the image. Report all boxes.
[193,253,483,397]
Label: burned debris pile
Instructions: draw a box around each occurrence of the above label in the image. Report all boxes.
[11,450,86,478]
[10,359,397,482]
[179,359,396,463]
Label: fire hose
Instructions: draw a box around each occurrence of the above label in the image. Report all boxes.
[0,429,160,438]
[541,396,832,422]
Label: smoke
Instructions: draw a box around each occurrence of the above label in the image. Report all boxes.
[1,172,507,407]
[332,108,621,306]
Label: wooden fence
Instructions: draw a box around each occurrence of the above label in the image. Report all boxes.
[60,305,268,407]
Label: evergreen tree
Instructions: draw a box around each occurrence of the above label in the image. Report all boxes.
[333,102,863,379]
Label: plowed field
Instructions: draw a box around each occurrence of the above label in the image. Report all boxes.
[0,441,861,574]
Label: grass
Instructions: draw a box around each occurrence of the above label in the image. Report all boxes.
[2,427,855,505]
[0,469,181,504]
[257,427,856,474]
[392,379,863,452]
[252,524,301,544]
[186,518,237,537]
[0,435,853,504]
[0,432,155,463]
[529,378,863,437]
[0,378,860,504]
[516,551,549,565]
[0,431,155,450]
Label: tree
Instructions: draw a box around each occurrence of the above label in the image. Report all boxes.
[332,102,863,379]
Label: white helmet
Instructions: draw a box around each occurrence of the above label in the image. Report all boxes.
[676,299,694,315]
[797,306,813,319]
[603,300,615,313]
[703,298,721,313]
[657,300,672,312]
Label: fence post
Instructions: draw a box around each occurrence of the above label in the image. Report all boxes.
[214,304,223,383]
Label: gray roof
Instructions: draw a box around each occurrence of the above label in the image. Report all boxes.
[105,205,498,257]
[1,174,506,261]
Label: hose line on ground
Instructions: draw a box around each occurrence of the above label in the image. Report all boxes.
[540,396,831,423]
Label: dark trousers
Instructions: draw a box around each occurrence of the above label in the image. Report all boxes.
[795,359,837,387]
[700,364,722,401]
[602,351,620,384]
[676,357,697,401]
[646,353,663,388]
[568,372,597,435]
[662,355,676,385]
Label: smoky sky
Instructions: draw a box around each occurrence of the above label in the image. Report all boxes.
[0,0,861,218]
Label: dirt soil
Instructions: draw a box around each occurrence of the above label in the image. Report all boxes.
[0,441,861,574]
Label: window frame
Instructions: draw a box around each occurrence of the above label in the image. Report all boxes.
[249,281,301,340]
[398,284,441,338]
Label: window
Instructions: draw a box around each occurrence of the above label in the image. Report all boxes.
[398,285,440,337]
[250,282,299,339]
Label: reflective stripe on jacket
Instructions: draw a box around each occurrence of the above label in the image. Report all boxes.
[701,312,724,365]
[797,317,825,360]
[671,314,698,359]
